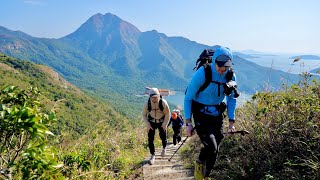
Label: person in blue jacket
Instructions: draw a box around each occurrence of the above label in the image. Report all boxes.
[184,46,237,178]
[168,109,184,145]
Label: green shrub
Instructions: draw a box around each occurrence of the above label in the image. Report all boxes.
[0,85,63,179]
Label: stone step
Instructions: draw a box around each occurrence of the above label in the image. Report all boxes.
[143,159,180,165]
[156,147,180,151]
[143,164,185,172]
[154,153,176,156]
[143,166,186,176]
[144,169,193,180]
[143,137,194,180]
[153,156,179,161]
[173,177,195,180]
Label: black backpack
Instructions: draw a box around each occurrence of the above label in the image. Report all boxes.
[189,49,237,97]
[193,49,215,71]
[147,96,164,112]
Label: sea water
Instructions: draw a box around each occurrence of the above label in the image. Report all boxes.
[245,54,320,74]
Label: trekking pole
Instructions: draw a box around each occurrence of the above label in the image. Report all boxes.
[168,136,188,161]
[168,128,195,161]
[223,130,250,136]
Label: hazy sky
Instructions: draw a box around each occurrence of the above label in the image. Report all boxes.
[1,0,319,54]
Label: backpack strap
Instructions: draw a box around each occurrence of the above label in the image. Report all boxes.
[159,98,164,111]
[197,65,212,94]
[179,116,184,126]
[148,97,164,112]
[197,66,234,97]
[147,98,151,112]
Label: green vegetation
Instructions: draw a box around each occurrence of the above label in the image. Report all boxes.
[0,85,63,179]
[2,52,319,179]
[0,53,132,137]
[0,54,148,179]
[181,73,320,179]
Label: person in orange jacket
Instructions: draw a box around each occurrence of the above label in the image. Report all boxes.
[168,109,184,146]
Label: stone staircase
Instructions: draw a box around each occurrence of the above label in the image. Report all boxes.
[142,138,194,180]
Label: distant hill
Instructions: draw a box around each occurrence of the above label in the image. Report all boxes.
[0,13,302,117]
[290,55,320,60]
[311,67,320,74]
[233,52,259,59]
[0,53,127,137]
[237,49,265,54]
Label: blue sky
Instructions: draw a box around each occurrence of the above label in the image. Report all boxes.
[1,0,319,54]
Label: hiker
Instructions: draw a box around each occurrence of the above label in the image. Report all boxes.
[168,109,184,146]
[143,87,170,165]
[184,46,237,178]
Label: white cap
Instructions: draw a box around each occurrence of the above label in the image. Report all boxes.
[173,109,180,115]
[149,88,160,97]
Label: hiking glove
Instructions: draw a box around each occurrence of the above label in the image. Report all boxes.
[186,123,194,137]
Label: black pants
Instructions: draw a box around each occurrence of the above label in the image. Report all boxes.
[148,121,167,155]
[193,112,224,173]
[172,125,182,145]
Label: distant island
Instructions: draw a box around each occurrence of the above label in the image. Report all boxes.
[290,55,320,60]
[311,67,320,74]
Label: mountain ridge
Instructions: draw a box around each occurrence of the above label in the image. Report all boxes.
[0,12,304,117]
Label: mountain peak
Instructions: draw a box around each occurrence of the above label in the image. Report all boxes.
[62,12,140,40]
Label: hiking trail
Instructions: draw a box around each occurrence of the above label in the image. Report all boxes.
[142,137,194,180]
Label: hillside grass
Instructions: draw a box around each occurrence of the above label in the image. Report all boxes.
[0,53,127,137]
[181,73,320,179]
[0,53,149,179]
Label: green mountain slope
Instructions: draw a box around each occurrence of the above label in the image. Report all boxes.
[0,13,305,118]
[0,53,130,137]
[0,26,146,118]
[0,53,148,179]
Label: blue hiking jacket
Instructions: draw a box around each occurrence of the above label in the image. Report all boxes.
[184,48,237,121]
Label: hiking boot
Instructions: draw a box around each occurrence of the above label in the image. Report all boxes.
[177,137,181,143]
[149,154,155,165]
[161,148,166,157]
[194,160,204,180]
[203,168,211,178]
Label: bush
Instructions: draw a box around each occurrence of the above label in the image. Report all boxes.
[0,85,63,179]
